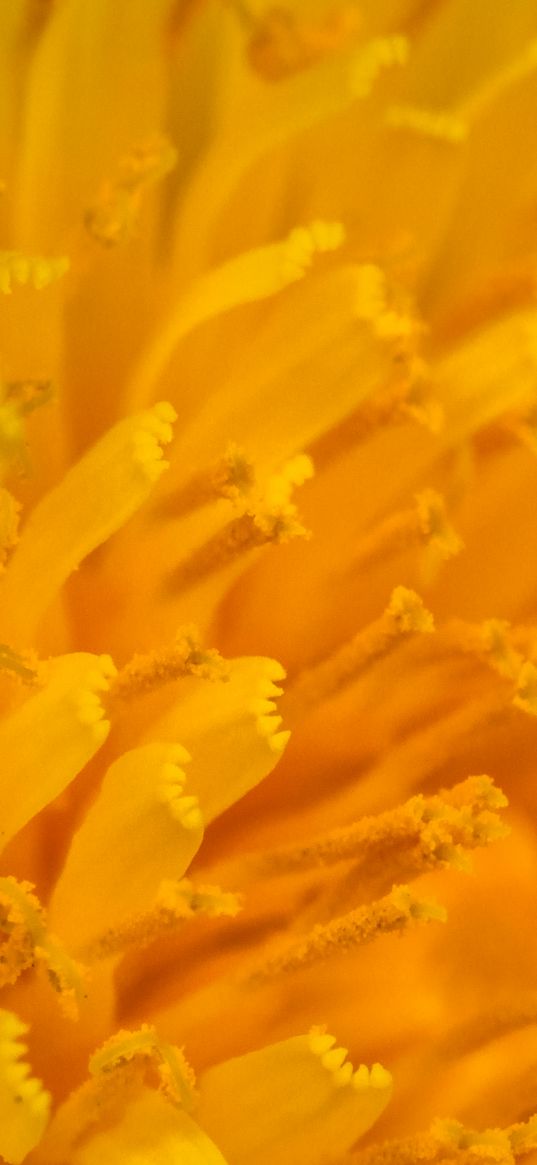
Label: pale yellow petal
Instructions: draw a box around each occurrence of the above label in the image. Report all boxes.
[198,1032,392,1165]
[49,743,203,953]
[0,402,175,644]
[72,1090,228,1165]
[0,1010,50,1165]
[142,657,290,822]
[0,652,113,850]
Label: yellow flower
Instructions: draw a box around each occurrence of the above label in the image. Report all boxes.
[1,0,537,1162]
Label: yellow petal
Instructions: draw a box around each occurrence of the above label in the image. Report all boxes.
[0,1009,50,1165]
[15,0,174,249]
[129,223,345,410]
[0,652,114,850]
[150,265,392,479]
[73,1089,228,1165]
[49,742,203,953]
[143,657,290,822]
[198,1031,392,1165]
[0,402,175,644]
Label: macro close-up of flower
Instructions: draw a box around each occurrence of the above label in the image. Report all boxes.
[2,0,537,1161]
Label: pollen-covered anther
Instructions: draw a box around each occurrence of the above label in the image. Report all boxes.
[247,884,445,982]
[415,489,464,562]
[0,251,69,294]
[166,455,312,593]
[85,134,177,246]
[110,627,229,704]
[480,619,523,680]
[401,356,444,433]
[89,1025,197,1112]
[237,775,508,898]
[0,878,85,1016]
[513,660,537,716]
[245,3,362,81]
[353,1114,537,1165]
[0,643,38,685]
[0,491,20,569]
[387,586,435,633]
[284,587,433,720]
[88,880,241,960]
[157,445,256,518]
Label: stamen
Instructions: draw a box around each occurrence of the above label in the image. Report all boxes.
[352,1114,537,1165]
[165,455,312,594]
[236,775,507,886]
[243,3,361,81]
[513,660,537,716]
[306,360,443,470]
[0,384,54,477]
[0,251,68,294]
[109,625,229,703]
[0,877,85,1018]
[0,643,38,685]
[284,587,434,721]
[155,444,255,519]
[3,378,54,414]
[89,1025,197,1112]
[345,490,461,576]
[85,879,241,961]
[246,885,445,982]
[85,135,177,246]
